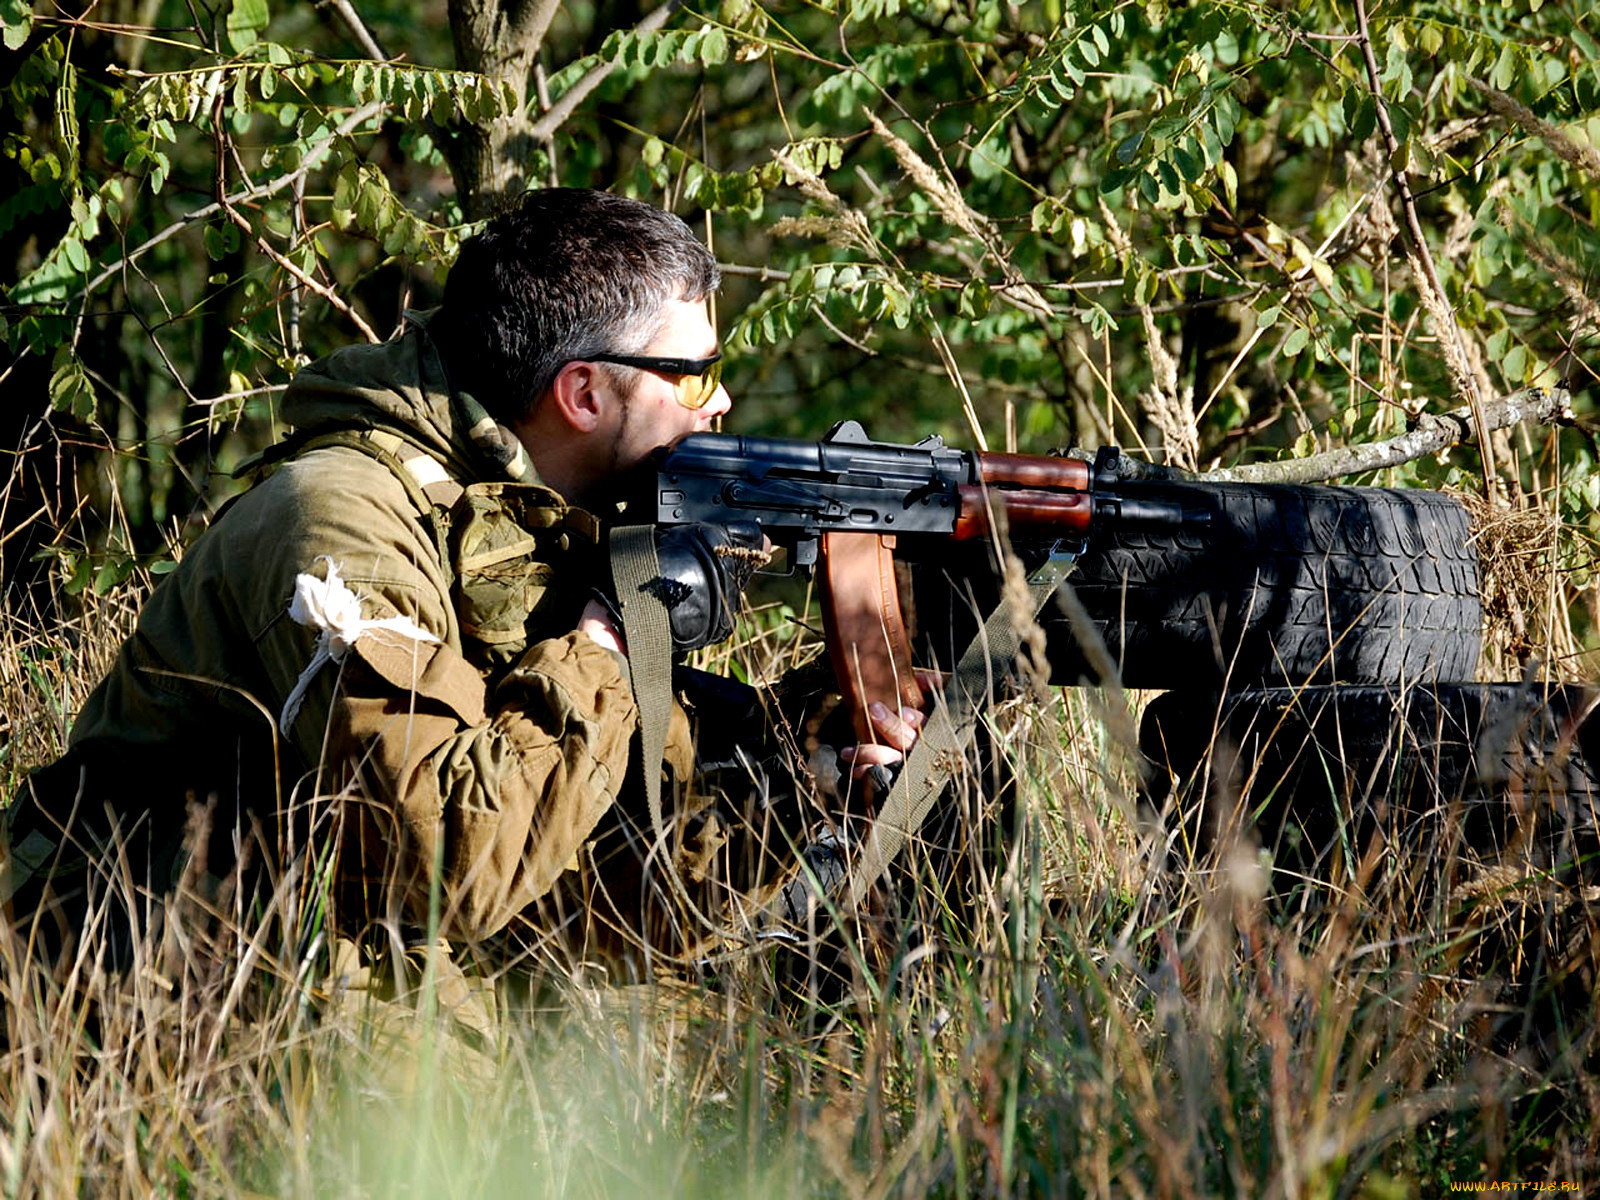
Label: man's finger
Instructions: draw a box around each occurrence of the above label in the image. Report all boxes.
[839,741,907,780]
[867,701,918,752]
[840,743,906,767]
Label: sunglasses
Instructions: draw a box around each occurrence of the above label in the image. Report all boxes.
[587,351,725,410]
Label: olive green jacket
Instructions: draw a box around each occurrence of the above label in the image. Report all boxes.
[51,316,689,939]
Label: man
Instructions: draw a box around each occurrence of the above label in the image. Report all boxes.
[7,188,914,971]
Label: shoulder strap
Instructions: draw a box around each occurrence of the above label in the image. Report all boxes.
[240,427,463,589]
[305,428,464,511]
[609,523,749,956]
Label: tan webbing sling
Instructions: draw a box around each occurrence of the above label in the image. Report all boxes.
[611,520,1068,933]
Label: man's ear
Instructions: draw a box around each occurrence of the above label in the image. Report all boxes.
[545,360,608,433]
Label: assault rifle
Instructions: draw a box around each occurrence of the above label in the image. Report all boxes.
[652,419,1208,744]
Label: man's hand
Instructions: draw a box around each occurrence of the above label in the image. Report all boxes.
[838,702,925,780]
[837,670,943,780]
[579,596,626,655]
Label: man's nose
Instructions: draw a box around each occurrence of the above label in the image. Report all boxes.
[699,382,732,423]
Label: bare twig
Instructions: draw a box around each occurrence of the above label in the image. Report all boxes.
[287,175,305,359]
[1351,0,1498,500]
[1197,387,1572,485]
[324,0,389,61]
[532,57,559,187]
[75,101,386,309]
[221,204,381,343]
[517,0,564,56]
[716,262,794,282]
[195,383,290,408]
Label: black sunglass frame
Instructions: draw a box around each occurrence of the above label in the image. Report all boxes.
[586,351,723,376]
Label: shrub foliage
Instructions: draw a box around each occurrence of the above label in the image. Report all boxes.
[1,0,1597,1192]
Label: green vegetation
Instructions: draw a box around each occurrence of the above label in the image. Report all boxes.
[2,0,1597,1192]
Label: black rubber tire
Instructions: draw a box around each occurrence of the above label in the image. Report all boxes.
[1140,683,1599,1066]
[1140,682,1599,877]
[908,482,1481,690]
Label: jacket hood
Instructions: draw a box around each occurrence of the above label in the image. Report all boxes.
[281,310,532,484]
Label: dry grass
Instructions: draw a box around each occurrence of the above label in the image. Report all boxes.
[0,577,143,799]
[1462,492,1572,679]
[2,565,1597,1196]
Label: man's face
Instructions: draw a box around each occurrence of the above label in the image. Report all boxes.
[607,296,731,476]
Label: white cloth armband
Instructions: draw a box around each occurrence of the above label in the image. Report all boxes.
[279,557,439,734]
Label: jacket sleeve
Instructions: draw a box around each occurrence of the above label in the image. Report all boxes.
[327,628,645,939]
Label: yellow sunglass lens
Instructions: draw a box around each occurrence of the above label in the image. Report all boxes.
[676,359,724,410]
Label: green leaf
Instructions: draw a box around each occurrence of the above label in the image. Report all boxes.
[1503,343,1528,380]
[226,0,269,53]
[1212,94,1237,145]
[1491,43,1517,91]
[1099,166,1132,194]
[1351,94,1376,141]
[1172,142,1200,182]
[65,557,91,595]
[93,559,128,596]
[1217,159,1238,208]
[1,0,31,51]
[60,235,88,272]
[969,129,1010,181]
[1282,327,1310,357]
[49,351,92,417]
[957,280,992,318]
[1381,39,1412,96]
[1157,159,1180,197]
[1132,266,1157,306]
[700,27,728,64]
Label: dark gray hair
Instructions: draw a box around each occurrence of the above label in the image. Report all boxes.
[432,189,720,423]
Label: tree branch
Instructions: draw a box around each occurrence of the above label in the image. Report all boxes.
[513,0,562,57]
[1351,0,1499,500]
[220,202,381,344]
[1195,387,1573,485]
[527,0,683,142]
